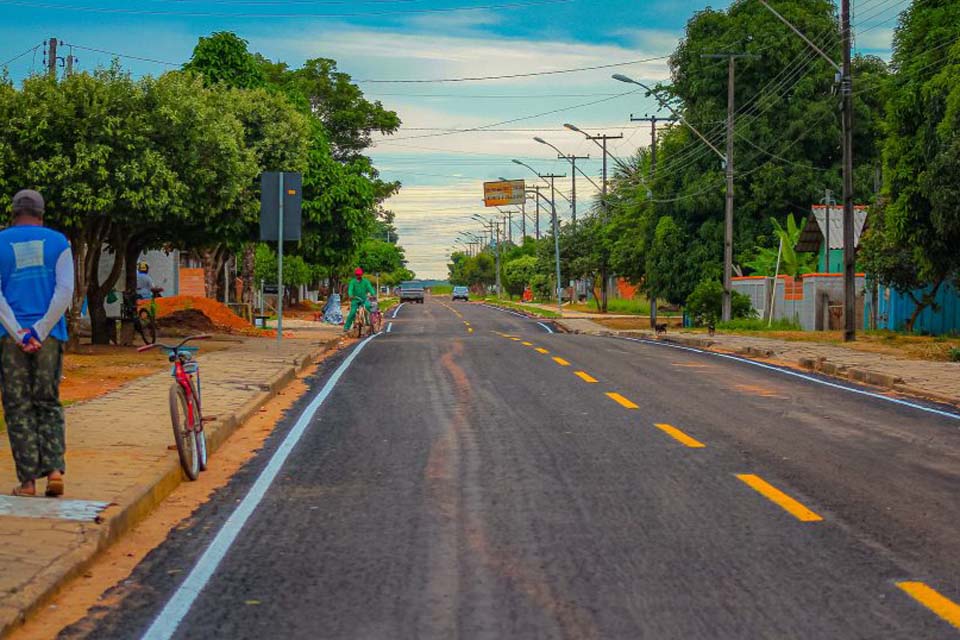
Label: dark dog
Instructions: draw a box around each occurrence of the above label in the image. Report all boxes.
[707,323,716,337]
[655,323,668,336]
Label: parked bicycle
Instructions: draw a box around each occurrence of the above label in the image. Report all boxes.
[139,334,212,480]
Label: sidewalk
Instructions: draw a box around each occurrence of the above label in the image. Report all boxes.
[557,317,960,407]
[0,324,343,636]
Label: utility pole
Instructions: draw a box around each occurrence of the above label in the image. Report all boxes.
[65,46,75,77]
[564,154,590,225]
[495,219,502,297]
[585,133,622,198]
[759,0,856,340]
[540,173,566,315]
[632,115,676,329]
[47,37,58,78]
[527,186,543,240]
[841,0,856,341]
[822,188,836,272]
[702,53,757,322]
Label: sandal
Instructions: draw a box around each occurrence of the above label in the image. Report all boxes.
[45,477,64,497]
[11,485,36,497]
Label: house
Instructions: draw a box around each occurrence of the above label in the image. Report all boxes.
[795,205,869,272]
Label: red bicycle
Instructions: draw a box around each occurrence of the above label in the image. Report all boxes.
[139,334,211,480]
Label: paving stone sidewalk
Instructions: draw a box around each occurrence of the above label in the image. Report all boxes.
[557,317,960,407]
[0,326,342,636]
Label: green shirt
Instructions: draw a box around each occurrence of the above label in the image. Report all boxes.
[348,277,375,300]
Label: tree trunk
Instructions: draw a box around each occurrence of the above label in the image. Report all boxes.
[241,243,256,305]
[904,278,943,334]
[119,238,145,345]
[600,269,609,314]
[66,234,89,352]
[87,229,127,345]
[201,245,229,302]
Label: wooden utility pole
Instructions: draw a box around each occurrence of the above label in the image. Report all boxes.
[47,37,58,78]
[841,0,856,341]
[702,53,757,321]
[632,115,676,329]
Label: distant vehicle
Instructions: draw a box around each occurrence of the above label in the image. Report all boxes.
[452,286,469,301]
[399,281,424,304]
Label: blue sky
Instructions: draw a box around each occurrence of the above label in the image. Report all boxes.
[0,0,903,277]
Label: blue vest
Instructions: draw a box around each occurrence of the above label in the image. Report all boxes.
[0,225,71,341]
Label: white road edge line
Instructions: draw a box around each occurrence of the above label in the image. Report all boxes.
[618,336,960,422]
[386,322,393,333]
[536,321,554,334]
[391,302,405,319]
[141,334,380,640]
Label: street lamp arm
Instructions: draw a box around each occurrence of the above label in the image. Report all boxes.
[612,74,726,162]
[757,0,841,72]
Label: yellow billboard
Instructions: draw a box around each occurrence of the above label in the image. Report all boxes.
[483,180,525,207]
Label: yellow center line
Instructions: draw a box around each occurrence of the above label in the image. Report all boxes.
[654,423,706,448]
[736,474,822,522]
[510,337,522,341]
[605,392,639,409]
[468,327,474,333]
[574,371,598,383]
[534,347,549,354]
[521,341,533,346]
[897,582,960,629]
[552,357,570,366]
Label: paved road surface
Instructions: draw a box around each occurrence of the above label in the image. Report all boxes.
[67,298,960,639]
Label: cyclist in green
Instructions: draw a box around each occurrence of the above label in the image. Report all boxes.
[344,267,376,333]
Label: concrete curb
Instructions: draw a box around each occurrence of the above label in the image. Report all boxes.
[0,338,341,638]
[555,320,960,410]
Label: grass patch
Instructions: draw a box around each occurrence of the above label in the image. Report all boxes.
[717,318,803,332]
[567,296,651,315]
[949,347,960,363]
[482,297,562,318]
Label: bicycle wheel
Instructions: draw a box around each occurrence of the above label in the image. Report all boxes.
[372,312,382,334]
[354,309,365,339]
[169,384,199,480]
[189,378,208,472]
[138,309,157,345]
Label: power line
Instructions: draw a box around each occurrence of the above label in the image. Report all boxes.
[1,42,43,68]
[357,54,671,84]
[61,42,180,66]
[0,0,572,18]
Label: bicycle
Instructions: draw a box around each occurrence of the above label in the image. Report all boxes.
[353,301,371,339]
[369,296,383,334]
[121,288,161,345]
[352,296,382,338]
[139,334,212,480]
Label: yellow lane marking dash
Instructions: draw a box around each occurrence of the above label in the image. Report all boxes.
[535,347,549,354]
[897,582,960,629]
[510,337,522,341]
[654,423,706,448]
[521,341,533,346]
[605,392,638,409]
[736,474,822,522]
[464,321,470,326]
[552,357,570,366]
[574,371,598,383]
[468,328,473,333]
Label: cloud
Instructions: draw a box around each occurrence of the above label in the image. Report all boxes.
[404,8,503,32]
[854,27,895,53]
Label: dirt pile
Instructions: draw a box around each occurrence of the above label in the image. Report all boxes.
[151,296,272,336]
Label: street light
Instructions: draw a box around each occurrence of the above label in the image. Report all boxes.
[512,159,572,204]
[512,159,565,316]
[563,123,626,199]
[533,137,595,224]
[613,72,739,322]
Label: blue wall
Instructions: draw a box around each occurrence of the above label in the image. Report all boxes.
[870,281,960,335]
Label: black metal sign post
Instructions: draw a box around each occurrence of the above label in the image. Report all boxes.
[260,172,302,344]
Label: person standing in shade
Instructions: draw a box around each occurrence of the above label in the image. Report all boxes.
[0,190,74,497]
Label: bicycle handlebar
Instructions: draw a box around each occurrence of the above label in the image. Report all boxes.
[137,333,212,353]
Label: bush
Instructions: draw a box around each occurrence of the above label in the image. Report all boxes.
[949,347,960,363]
[685,278,754,326]
[529,273,552,301]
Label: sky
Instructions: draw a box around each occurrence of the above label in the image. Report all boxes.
[0,0,904,278]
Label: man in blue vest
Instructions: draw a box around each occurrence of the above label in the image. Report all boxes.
[0,190,74,497]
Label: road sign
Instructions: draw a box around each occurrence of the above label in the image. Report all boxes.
[260,172,302,242]
[262,284,279,295]
[484,180,525,207]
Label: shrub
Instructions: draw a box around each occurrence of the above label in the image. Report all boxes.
[685,278,754,326]
[718,318,802,332]
[949,347,960,363]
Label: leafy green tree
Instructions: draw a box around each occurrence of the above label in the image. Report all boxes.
[646,216,696,306]
[872,0,960,329]
[502,255,538,298]
[183,32,264,89]
[358,238,405,275]
[742,213,816,277]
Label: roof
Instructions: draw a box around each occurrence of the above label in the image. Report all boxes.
[795,205,869,253]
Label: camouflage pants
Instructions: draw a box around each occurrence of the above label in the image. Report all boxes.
[1,338,65,483]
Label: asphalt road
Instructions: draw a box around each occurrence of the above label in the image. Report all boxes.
[68,298,960,639]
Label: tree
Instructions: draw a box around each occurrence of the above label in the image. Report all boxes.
[358,238,405,275]
[686,278,754,326]
[873,0,960,329]
[183,32,264,89]
[742,213,816,277]
[502,255,538,298]
[646,216,696,307]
